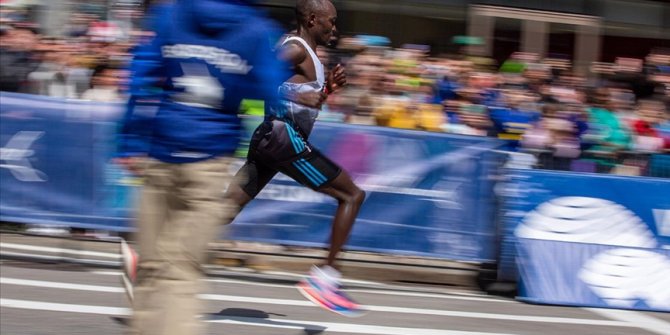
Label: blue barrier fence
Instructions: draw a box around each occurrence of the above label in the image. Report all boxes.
[516,239,670,312]
[498,169,670,311]
[0,92,506,262]
[0,93,134,230]
[4,92,670,310]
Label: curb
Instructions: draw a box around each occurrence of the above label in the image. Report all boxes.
[0,232,481,289]
[208,247,480,288]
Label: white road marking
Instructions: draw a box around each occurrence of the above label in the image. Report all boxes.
[1,277,629,326]
[205,277,512,303]
[1,251,120,267]
[92,270,506,302]
[91,270,124,276]
[1,277,124,293]
[585,308,670,335]
[209,315,520,335]
[5,247,489,299]
[0,298,129,316]
[240,270,494,298]
[347,289,513,303]
[0,243,120,259]
[1,251,62,261]
[199,294,630,326]
[0,298,519,335]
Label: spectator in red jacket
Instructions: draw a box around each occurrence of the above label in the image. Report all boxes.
[631,99,668,152]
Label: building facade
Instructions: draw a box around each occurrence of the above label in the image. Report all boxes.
[260,0,669,71]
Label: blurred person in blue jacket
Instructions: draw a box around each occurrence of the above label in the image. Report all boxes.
[489,88,542,151]
[116,1,287,334]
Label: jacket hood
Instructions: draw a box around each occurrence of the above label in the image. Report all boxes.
[183,0,258,34]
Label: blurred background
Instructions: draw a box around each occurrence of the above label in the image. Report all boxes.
[1,0,669,173]
[1,0,670,325]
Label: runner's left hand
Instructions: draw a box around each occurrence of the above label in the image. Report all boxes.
[327,64,346,93]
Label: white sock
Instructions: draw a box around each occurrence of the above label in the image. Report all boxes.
[311,265,341,288]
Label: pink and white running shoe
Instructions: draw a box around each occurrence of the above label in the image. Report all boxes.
[296,266,366,317]
[120,239,137,302]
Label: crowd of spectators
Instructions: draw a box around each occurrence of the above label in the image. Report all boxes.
[0,4,139,101]
[323,40,670,177]
[2,3,669,177]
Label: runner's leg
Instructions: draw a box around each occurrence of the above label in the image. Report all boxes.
[316,171,365,268]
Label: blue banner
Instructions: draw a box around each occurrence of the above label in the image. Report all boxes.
[0,92,138,230]
[230,123,506,262]
[499,169,670,311]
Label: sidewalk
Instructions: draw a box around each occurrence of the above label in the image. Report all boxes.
[0,231,483,289]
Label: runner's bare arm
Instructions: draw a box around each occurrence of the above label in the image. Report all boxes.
[278,41,308,67]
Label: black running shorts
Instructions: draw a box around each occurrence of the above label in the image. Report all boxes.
[237,119,342,198]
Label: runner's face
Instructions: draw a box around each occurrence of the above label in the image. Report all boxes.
[314,3,337,46]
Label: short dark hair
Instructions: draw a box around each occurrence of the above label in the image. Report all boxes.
[295,0,330,25]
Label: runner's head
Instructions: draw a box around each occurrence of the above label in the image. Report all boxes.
[295,0,337,46]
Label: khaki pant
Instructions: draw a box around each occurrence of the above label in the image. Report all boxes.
[129,156,238,335]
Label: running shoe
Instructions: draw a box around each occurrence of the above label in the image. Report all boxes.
[296,266,366,317]
[120,238,137,302]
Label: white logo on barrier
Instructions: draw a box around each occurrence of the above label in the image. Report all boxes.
[653,209,670,237]
[515,197,657,248]
[579,248,670,309]
[0,131,48,182]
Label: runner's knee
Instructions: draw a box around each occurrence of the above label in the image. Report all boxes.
[353,188,365,206]
[341,187,365,206]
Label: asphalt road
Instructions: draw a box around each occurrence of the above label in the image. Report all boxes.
[1,259,669,335]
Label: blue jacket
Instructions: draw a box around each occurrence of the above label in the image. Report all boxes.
[119,0,287,163]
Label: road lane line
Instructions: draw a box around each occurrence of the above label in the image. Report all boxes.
[90,271,124,276]
[0,298,129,316]
[200,293,631,326]
[0,243,120,259]
[1,277,123,293]
[1,251,120,267]
[0,277,635,327]
[347,289,513,303]
[208,315,520,335]
[260,270,490,297]
[205,277,512,303]
[91,271,511,303]
[0,298,520,335]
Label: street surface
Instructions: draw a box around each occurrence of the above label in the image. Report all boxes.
[1,258,669,335]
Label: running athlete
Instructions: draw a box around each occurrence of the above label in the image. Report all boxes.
[225,0,367,317]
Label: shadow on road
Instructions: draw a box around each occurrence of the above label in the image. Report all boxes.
[112,308,327,335]
[209,308,327,334]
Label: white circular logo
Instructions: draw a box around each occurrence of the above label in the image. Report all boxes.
[579,248,670,310]
[515,197,657,248]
